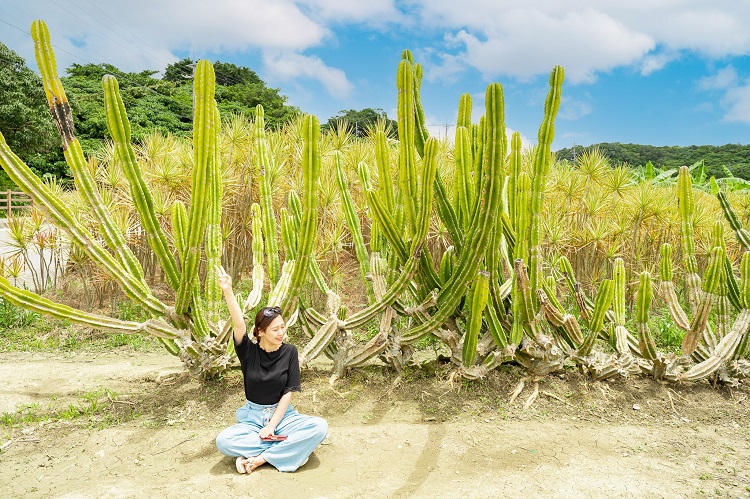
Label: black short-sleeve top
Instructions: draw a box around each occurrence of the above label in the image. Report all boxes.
[234,335,302,405]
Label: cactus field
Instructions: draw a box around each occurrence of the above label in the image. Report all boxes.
[1,21,749,393]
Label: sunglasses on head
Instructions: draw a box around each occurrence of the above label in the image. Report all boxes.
[263,306,282,317]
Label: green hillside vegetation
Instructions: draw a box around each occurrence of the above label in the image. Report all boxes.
[0,43,299,189]
[556,142,750,180]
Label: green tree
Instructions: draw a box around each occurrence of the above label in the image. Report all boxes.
[62,63,194,152]
[322,108,398,138]
[163,59,298,127]
[162,57,195,84]
[0,42,65,189]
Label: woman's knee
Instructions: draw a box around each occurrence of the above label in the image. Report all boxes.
[313,417,328,439]
[215,429,233,455]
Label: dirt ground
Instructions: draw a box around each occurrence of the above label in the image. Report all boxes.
[0,350,748,499]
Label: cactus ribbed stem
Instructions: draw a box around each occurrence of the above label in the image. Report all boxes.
[678,166,701,311]
[529,66,564,304]
[579,280,614,357]
[454,126,473,226]
[32,22,150,295]
[0,276,178,338]
[23,21,171,315]
[679,309,750,381]
[254,105,280,285]
[176,60,216,315]
[342,244,423,329]
[658,243,690,331]
[717,190,750,251]
[636,271,657,360]
[741,252,750,309]
[462,271,490,367]
[0,134,166,316]
[397,59,418,233]
[171,201,187,260]
[280,207,297,258]
[612,259,626,326]
[102,75,180,292]
[282,115,321,315]
[335,151,373,301]
[433,173,463,249]
[205,104,223,323]
[683,246,724,354]
[243,203,265,310]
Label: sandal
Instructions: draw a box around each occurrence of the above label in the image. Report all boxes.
[235,456,262,474]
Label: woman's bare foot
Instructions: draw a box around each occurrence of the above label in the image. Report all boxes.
[235,455,266,474]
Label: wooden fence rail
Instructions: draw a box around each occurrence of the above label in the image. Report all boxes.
[1,190,33,217]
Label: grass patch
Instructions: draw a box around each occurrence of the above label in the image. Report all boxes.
[0,297,40,329]
[0,310,160,353]
[0,387,125,430]
[651,313,684,353]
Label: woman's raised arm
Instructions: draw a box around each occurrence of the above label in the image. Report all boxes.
[217,265,247,344]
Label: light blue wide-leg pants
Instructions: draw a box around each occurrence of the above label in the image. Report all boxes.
[216,400,328,472]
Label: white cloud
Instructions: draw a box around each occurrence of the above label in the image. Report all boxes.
[638,9,750,58]
[109,0,327,53]
[297,0,400,24]
[263,52,353,98]
[640,52,673,76]
[722,82,750,123]
[408,1,750,82]
[4,0,360,100]
[422,51,466,84]
[698,66,739,90]
[559,97,592,121]
[3,0,330,73]
[445,10,654,84]
[695,66,750,123]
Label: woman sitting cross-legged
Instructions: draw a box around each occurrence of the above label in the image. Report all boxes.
[215,265,328,474]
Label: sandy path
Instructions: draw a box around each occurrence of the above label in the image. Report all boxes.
[1,351,748,498]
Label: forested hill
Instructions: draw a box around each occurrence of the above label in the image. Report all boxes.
[0,40,300,189]
[555,143,750,180]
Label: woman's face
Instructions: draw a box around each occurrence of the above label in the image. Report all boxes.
[259,315,286,349]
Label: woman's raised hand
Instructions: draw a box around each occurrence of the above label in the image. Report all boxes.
[216,265,232,292]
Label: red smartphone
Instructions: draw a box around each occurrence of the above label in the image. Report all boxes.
[260,435,287,442]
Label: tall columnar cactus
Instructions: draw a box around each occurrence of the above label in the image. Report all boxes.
[396,55,418,235]
[279,115,321,317]
[0,21,165,317]
[658,243,690,331]
[635,271,657,361]
[683,246,724,355]
[334,151,374,302]
[254,105,281,285]
[244,203,265,310]
[402,82,506,343]
[611,258,630,355]
[0,21,273,377]
[175,60,217,318]
[677,166,701,311]
[528,67,564,306]
[578,279,614,356]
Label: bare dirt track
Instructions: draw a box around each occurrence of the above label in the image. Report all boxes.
[1,350,748,498]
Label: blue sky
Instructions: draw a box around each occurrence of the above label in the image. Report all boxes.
[1,0,749,149]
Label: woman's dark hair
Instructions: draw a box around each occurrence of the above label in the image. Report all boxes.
[251,306,283,341]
